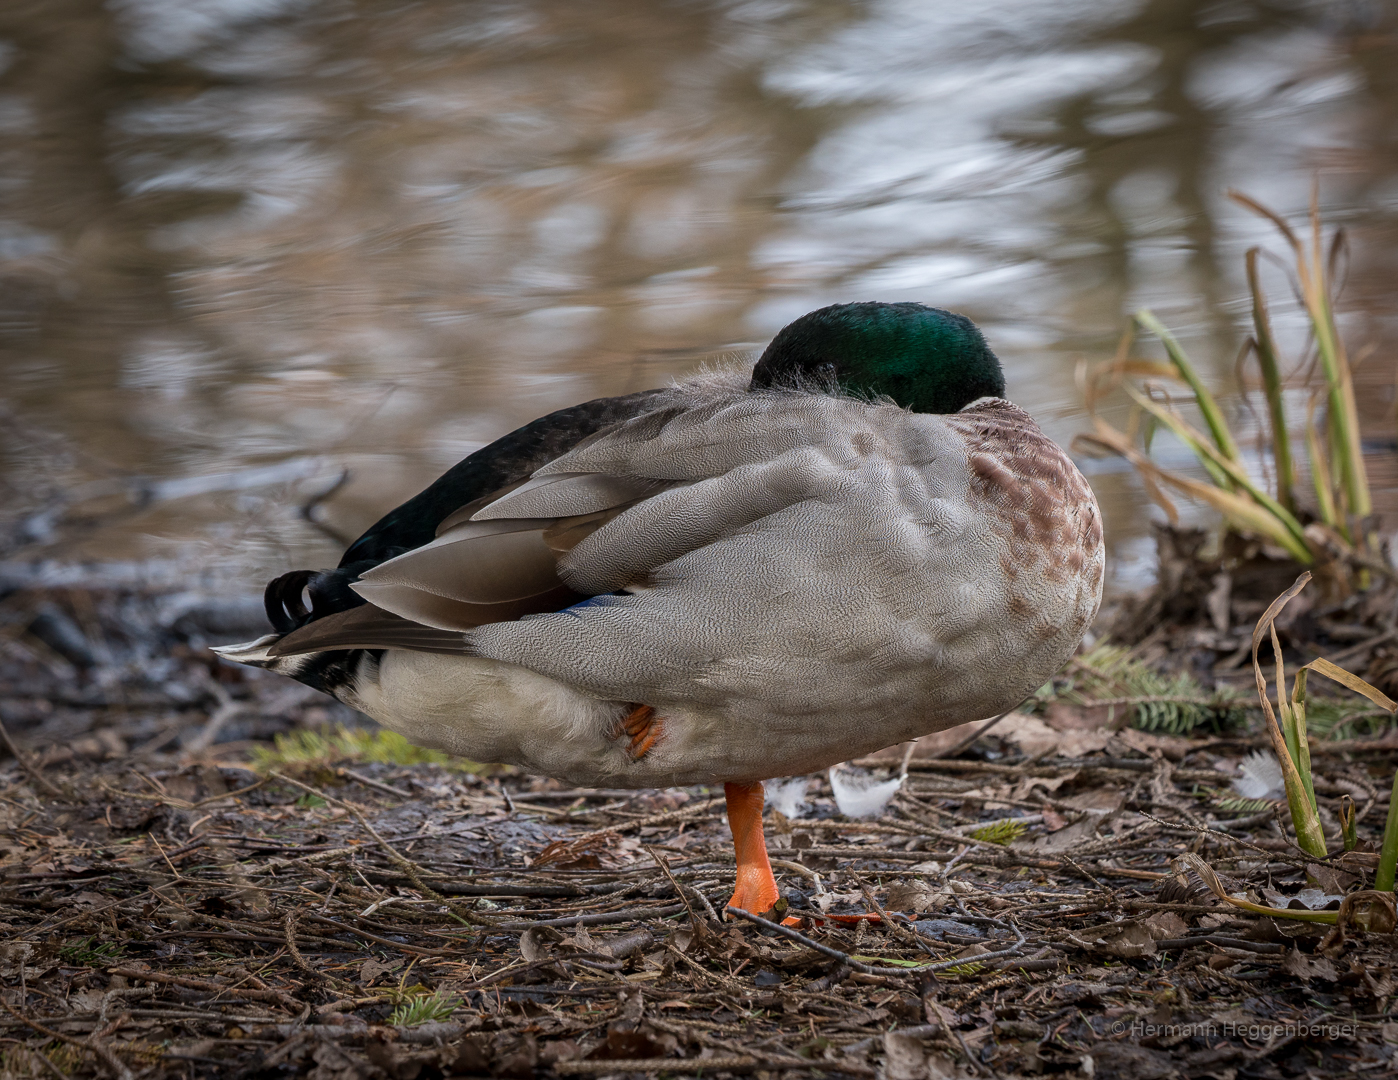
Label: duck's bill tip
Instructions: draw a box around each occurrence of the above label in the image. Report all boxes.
[210,633,282,667]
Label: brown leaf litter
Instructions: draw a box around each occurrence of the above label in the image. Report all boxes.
[3,579,1398,1077]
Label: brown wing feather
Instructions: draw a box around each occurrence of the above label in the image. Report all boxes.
[351,520,579,630]
[540,501,648,553]
[349,476,681,631]
[346,581,586,634]
[360,522,564,605]
[269,605,471,657]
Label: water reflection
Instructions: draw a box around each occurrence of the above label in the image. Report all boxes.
[0,0,1394,591]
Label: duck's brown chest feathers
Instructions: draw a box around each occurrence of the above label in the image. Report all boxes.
[947,398,1103,591]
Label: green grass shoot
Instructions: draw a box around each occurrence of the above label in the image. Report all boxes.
[1377,771,1398,892]
[58,937,126,967]
[250,724,483,773]
[969,819,1027,845]
[1339,795,1358,853]
[390,992,459,1026]
[1252,574,1398,861]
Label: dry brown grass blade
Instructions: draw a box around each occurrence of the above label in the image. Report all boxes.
[1073,425,1181,524]
[1176,853,1338,924]
[1304,657,1398,713]
[1229,188,1301,248]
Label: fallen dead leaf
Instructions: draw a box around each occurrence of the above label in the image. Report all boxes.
[885,881,941,913]
[357,957,401,984]
[1143,911,1189,940]
[1284,947,1338,982]
[1114,728,1195,760]
[1067,920,1157,958]
[1044,702,1127,732]
[1306,862,1361,894]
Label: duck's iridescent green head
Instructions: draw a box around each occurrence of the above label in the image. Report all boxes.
[750,302,1005,414]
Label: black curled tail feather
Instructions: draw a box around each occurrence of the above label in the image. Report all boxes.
[265,570,313,633]
[264,564,374,634]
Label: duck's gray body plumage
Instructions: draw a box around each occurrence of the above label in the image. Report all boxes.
[224,365,1103,788]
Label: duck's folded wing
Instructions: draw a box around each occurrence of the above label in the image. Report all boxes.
[345,476,679,631]
[507,456,843,595]
[471,391,932,595]
[340,392,951,692]
[466,393,971,714]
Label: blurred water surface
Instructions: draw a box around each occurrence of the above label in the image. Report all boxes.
[1,0,1396,590]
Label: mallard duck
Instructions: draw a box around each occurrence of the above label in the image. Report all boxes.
[215,302,1103,918]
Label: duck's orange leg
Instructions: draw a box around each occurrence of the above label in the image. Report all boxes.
[724,782,797,924]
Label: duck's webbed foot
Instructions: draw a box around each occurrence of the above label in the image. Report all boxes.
[619,704,664,760]
[724,781,800,925]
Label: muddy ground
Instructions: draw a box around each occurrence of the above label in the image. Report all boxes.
[5,563,1398,1079]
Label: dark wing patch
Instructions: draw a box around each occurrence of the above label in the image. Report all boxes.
[265,569,315,633]
[433,479,531,537]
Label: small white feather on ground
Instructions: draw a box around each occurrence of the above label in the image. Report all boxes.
[829,765,904,819]
[763,777,811,819]
[1232,749,1285,801]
